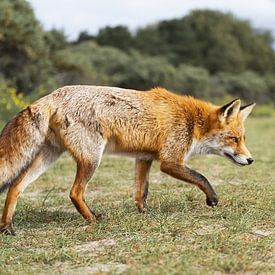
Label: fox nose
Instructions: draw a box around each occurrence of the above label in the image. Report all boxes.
[247,158,254,165]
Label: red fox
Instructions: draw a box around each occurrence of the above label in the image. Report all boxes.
[0,86,255,235]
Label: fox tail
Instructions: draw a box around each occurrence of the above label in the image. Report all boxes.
[0,103,51,193]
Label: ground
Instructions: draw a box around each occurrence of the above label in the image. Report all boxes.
[0,117,274,274]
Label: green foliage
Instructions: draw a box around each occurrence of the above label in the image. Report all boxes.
[264,75,275,102]
[44,29,67,52]
[216,72,270,104]
[96,25,133,52]
[52,41,130,86]
[135,24,169,56]
[171,65,211,98]
[0,78,29,122]
[52,43,214,99]
[117,51,176,90]
[133,10,275,75]
[76,30,95,43]
[0,0,51,93]
[0,0,274,108]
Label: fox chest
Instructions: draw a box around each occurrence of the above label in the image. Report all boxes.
[184,139,206,161]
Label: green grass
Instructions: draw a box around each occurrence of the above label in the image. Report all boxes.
[0,117,274,274]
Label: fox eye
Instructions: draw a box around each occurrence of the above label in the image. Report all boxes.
[231,137,238,143]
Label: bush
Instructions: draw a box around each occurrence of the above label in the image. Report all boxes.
[216,71,270,104]
[265,75,275,102]
[53,41,130,86]
[117,51,176,90]
[0,79,29,124]
[171,64,211,98]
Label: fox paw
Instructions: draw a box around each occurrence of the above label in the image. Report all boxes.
[94,213,102,220]
[88,208,102,220]
[135,201,149,213]
[206,196,218,207]
[84,223,95,233]
[0,224,16,236]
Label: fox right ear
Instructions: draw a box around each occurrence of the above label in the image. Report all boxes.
[219,98,241,123]
[240,103,256,121]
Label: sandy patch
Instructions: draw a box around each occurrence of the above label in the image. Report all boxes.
[214,272,257,275]
[75,239,116,256]
[251,226,275,237]
[195,223,225,235]
[54,261,128,274]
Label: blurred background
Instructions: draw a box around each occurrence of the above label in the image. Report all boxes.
[0,0,275,125]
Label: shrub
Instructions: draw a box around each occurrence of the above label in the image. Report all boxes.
[172,64,211,98]
[216,71,270,104]
[0,78,29,124]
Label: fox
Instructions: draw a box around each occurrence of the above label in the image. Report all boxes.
[0,85,255,235]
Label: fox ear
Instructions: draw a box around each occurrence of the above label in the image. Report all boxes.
[219,98,241,123]
[240,103,256,121]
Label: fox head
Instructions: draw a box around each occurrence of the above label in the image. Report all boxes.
[202,99,256,166]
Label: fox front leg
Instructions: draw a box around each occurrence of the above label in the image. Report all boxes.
[160,162,218,207]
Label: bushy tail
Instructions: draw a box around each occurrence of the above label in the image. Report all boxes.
[0,103,51,193]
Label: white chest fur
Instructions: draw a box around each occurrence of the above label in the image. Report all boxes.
[184,139,211,161]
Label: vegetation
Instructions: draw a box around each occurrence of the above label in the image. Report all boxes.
[0,1,274,273]
[0,117,274,274]
[0,0,275,125]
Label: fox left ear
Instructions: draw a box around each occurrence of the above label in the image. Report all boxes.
[219,98,241,123]
[240,103,256,121]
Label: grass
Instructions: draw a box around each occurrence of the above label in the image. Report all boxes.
[0,117,274,274]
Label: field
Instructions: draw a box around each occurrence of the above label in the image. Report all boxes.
[0,117,274,274]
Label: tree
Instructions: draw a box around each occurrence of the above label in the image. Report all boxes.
[76,30,95,44]
[45,29,67,52]
[216,71,269,104]
[133,10,275,75]
[172,65,211,98]
[117,51,176,90]
[135,25,169,57]
[53,41,131,86]
[0,0,51,93]
[96,25,133,52]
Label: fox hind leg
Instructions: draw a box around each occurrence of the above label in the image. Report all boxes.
[65,132,106,229]
[0,143,63,235]
[135,159,152,212]
[69,159,101,227]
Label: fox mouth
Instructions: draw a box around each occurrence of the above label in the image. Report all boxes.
[224,152,246,166]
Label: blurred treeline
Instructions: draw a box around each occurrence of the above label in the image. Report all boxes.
[0,0,275,122]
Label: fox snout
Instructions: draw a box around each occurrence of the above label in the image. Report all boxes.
[237,155,254,166]
[222,147,254,166]
[247,157,254,165]
[236,155,254,166]
[236,143,254,166]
